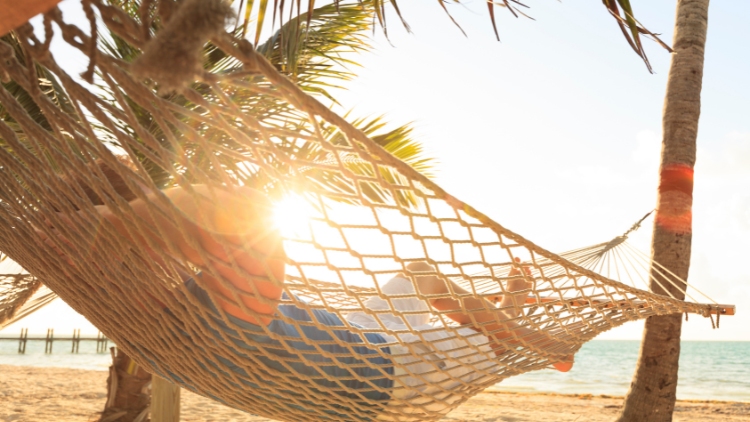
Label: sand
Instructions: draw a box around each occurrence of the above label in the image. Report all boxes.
[1,365,748,422]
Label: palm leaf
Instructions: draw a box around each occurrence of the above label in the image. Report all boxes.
[97,1,436,206]
[286,114,435,208]
[240,0,670,72]
[0,33,80,179]
[601,0,672,73]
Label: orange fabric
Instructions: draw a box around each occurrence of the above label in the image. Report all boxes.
[0,0,62,36]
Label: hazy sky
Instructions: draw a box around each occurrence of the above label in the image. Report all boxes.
[2,0,747,341]
[329,0,750,341]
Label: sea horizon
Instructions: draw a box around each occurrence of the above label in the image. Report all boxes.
[1,339,748,403]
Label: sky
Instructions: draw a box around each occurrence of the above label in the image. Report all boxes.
[324,0,750,341]
[1,0,748,341]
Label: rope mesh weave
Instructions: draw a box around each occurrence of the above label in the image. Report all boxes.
[0,1,730,420]
[0,274,43,327]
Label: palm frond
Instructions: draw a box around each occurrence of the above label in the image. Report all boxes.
[287,114,436,208]
[601,0,672,73]
[92,1,436,207]
[353,115,435,179]
[0,33,79,170]
[240,0,670,73]
[216,1,375,102]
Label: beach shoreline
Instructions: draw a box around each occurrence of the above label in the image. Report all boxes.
[1,365,748,421]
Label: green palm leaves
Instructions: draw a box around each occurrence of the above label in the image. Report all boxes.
[0,32,77,159]
[239,0,671,74]
[100,0,436,206]
[601,0,672,73]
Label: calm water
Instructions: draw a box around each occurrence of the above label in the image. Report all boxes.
[1,339,748,402]
[0,336,112,371]
[492,341,750,402]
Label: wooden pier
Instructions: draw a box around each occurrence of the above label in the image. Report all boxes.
[0,329,110,354]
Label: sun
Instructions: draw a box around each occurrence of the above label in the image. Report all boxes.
[272,194,315,238]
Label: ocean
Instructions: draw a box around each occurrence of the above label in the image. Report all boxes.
[1,339,748,402]
[491,341,750,402]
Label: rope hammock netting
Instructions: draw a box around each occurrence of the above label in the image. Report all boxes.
[0,274,49,326]
[1,212,733,332]
[0,1,734,421]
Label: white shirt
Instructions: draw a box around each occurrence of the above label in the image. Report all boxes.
[346,277,497,417]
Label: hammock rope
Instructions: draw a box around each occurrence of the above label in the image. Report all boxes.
[0,274,48,327]
[478,212,733,318]
[0,1,734,421]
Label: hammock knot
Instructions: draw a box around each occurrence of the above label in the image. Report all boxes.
[157,0,177,24]
[130,0,235,93]
[600,236,627,255]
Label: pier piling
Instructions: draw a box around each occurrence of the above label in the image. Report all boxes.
[0,329,111,354]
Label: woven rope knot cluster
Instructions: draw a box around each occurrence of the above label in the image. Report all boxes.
[0,1,729,421]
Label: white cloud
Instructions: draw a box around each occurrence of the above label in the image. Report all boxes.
[719,194,750,232]
[633,130,750,179]
[632,130,661,168]
[724,131,750,172]
[697,131,750,177]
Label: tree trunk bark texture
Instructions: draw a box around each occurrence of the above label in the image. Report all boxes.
[99,347,153,422]
[618,1,709,421]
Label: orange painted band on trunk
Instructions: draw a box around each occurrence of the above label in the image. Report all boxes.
[658,163,694,197]
[656,164,694,234]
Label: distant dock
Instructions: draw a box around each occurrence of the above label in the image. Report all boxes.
[0,328,110,354]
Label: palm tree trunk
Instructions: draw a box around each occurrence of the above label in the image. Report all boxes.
[617,1,709,421]
[100,347,152,422]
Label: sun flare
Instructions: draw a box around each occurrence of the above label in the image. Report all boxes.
[272,194,315,238]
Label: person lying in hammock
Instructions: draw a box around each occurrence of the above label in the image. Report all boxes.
[38,157,575,416]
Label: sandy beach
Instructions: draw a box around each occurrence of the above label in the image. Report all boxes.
[1,365,747,422]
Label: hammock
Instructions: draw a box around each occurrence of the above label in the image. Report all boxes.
[477,212,734,323]
[1,213,732,333]
[0,1,734,421]
[0,252,56,329]
[0,274,52,328]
